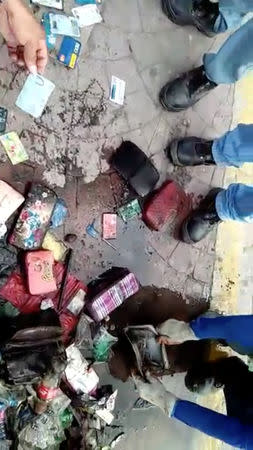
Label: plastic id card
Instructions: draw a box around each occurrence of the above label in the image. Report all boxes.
[16,74,55,119]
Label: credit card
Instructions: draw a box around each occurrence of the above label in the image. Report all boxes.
[0,132,28,165]
[57,36,81,69]
[102,213,117,239]
[110,76,126,106]
[16,74,55,119]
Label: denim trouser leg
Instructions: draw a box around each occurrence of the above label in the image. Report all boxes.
[215,184,253,222]
[204,18,253,84]
[190,315,253,354]
[212,124,253,167]
[214,0,253,33]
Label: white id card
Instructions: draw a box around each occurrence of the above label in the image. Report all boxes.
[72,5,102,27]
[16,74,55,119]
[110,76,126,106]
[49,13,80,37]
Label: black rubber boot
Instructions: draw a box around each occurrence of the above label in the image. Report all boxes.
[160,65,217,112]
[165,137,215,166]
[181,188,223,244]
[161,0,219,37]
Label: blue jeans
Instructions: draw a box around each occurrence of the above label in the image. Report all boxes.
[204,18,253,84]
[215,184,253,223]
[212,124,253,168]
[190,315,253,354]
[215,0,253,33]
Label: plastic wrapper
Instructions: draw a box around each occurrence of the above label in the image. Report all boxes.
[17,393,71,450]
[75,313,95,360]
[0,239,17,289]
[50,199,68,229]
[65,345,99,394]
[93,327,118,362]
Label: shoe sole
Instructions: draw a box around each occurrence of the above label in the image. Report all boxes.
[169,140,183,166]
[161,0,216,38]
[159,86,187,112]
[181,219,195,244]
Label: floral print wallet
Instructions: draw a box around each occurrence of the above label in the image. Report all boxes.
[9,184,57,250]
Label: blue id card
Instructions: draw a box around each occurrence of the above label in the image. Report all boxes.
[57,36,81,69]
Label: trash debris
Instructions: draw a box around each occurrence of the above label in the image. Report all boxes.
[42,12,57,50]
[0,107,8,133]
[86,221,99,239]
[143,180,191,232]
[111,141,159,197]
[110,432,125,448]
[102,213,117,240]
[57,36,81,69]
[40,298,55,310]
[31,0,63,9]
[0,181,24,224]
[118,199,141,222]
[50,198,68,228]
[96,389,118,425]
[72,4,103,27]
[102,238,117,251]
[75,312,95,360]
[2,309,67,385]
[67,288,86,316]
[16,74,55,119]
[18,392,71,449]
[65,344,99,394]
[26,250,57,295]
[64,233,77,243]
[42,231,68,261]
[35,371,62,414]
[0,132,28,165]
[57,249,73,311]
[49,13,80,37]
[133,397,155,410]
[0,237,17,288]
[9,184,57,250]
[87,268,139,322]
[110,76,126,106]
[93,326,118,362]
[0,262,84,312]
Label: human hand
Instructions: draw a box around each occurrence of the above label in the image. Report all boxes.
[133,372,178,416]
[0,0,48,73]
[157,335,180,346]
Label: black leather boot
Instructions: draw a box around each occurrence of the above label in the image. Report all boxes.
[165,137,215,166]
[161,0,219,37]
[181,188,223,244]
[160,65,217,112]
